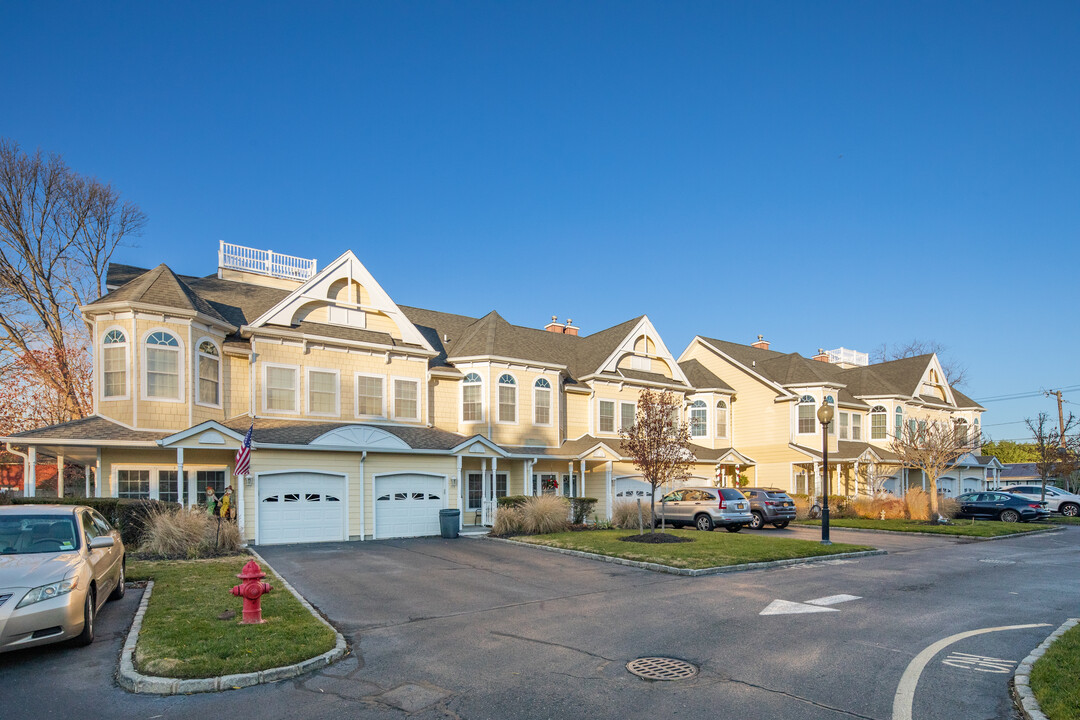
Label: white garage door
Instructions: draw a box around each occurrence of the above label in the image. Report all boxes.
[259,472,346,545]
[374,474,445,539]
[614,478,653,502]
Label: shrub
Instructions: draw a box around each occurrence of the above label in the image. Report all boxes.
[826,495,856,518]
[879,498,907,519]
[789,494,813,520]
[520,495,570,534]
[137,506,243,559]
[612,500,655,530]
[492,507,524,535]
[12,497,175,546]
[937,496,959,519]
[852,496,878,519]
[570,497,598,524]
[904,488,932,521]
[497,495,529,509]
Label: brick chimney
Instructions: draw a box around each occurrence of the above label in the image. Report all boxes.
[563,318,579,336]
[751,334,770,350]
[544,316,580,336]
[813,348,830,363]
[544,315,562,333]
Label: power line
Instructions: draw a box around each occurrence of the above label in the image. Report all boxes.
[976,384,1080,403]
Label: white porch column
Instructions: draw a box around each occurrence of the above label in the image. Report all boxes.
[456,455,464,530]
[94,449,102,498]
[491,456,498,499]
[176,448,185,507]
[57,454,65,498]
[522,459,529,495]
[84,465,91,497]
[188,462,198,507]
[27,446,36,497]
[605,460,613,520]
[853,460,860,497]
[813,462,821,498]
[579,459,585,499]
[482,458,488,503]
[567,461,573,497]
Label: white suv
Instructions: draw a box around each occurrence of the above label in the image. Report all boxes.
[1002,485,1080,517]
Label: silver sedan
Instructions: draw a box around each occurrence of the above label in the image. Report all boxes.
[0,505,126,652]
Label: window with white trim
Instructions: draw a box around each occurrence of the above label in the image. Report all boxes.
[716,400,728,438]
[356,374,384,416]
[870,406,887,440]
[102,329,127,398]
[534,378,551,425]
[895,406,904,439]
[266,365,298,412]
[839,412,849,440]
[197,340,220,405]
[690,400,707,438]
[394,378,419,420]
[955,418,969,445]
[825,396,836,435]
[797,395,816,434]
[498,374,516,423]
[462,372,482,422]
[620,402,636,432]
[145,331,180,399]
[852,413,862,441]
[308,369,339,415]
[117,469,150,499]
[599,400,615,433]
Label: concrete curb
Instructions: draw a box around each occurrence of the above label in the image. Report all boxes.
[117,553,347,695]
[1011,617,1079,720]
[790,524,1063,542]
[480,535,886,576]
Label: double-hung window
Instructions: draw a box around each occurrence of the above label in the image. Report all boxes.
[690,400,707,437]
[851,414,862,441]
[145,331,180,399]
[394,379,419,421]
[715,401,728,438]
[620,402,636,432]
[797,396,816,434]
[356,374,384,416]
[197,340,220,405]
[102,329,128,398]
[265,365,298,413]
[462,373,483,422]
[498,374,516,423]
[870,406,887,440]
[598,400,615,433]
[308,369,339,416]
[839,412,849,440]
[534,378,551,425]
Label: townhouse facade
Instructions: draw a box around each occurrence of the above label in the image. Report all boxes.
[1,242,996,545]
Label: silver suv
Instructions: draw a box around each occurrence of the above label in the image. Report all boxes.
[656,487,753,532]
[1002,485,1080,517]
[741,487,797,529]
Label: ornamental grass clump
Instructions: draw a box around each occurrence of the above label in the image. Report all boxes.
[904,488,932,521]
[520,495,570,535]
[611,500,655,530]
[138,506,243,559]
[492,507,525,536]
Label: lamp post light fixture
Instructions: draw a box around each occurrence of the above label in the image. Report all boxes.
[817,401,835,545]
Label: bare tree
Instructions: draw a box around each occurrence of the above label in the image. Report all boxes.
[619,388,694,532]
[0,138,145,424]
[872,339,968,388]
[1025,412,1079,504]
[890,419,970,518]
[858,461,901,496]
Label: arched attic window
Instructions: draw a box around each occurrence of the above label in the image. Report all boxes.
[145,331,180,400]
[870,406,887,440]
[102,329,128,398]
[498,374,517,423]
[798,395,816,434]
[716,400,728,439]
[689,400,707,438]
[534,378,552,425]
[462,373,483,423]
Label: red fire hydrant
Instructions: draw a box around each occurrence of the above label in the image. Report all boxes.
[231,559,272,624]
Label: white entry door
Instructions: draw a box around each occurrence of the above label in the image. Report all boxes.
[374,474,446,539]
[259,472,346,545]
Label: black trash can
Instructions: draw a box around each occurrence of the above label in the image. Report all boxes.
[439,509,460,539]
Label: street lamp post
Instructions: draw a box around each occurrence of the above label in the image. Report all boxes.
[817,401,834,545]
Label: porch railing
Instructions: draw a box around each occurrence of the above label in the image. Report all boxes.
[219,240,317,281]
[481,499,498,526]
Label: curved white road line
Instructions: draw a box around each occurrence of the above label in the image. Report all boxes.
[892,623,1051,720]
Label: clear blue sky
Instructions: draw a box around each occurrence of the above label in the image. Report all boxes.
[3,1,1078,440]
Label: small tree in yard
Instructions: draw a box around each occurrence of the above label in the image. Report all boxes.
[890,419,970,519]
[1026,413,1079,503]
[619,388,695,532]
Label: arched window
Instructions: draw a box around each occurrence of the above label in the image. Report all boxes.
[716,400,728,439]
[145,331,180,399]
[824,396,836,435]
[690,400,707,437]
[798,395,816,434]
[955,418,969,445]
[102,329,128,398]
[870,405,887,440]
[197,340,220,406]
[462,373,483,423]
[895,406,904,439]
[534,378,552,425]
[498,374,517,423]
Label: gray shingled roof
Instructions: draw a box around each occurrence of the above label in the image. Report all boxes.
[221,417,468,450]
[7,416,166,443]
[91,264,233,326]
[678,359,735,392]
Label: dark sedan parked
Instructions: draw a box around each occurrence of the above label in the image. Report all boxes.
[955,492,1049,523]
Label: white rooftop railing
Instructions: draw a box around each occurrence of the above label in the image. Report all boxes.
[826,347,869,366]
[219,240,317,281]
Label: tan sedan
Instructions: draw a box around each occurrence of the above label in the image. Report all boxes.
[0,505,126,652]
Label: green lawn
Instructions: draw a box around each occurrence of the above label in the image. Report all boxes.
[1032,623,1080,719]
[515,529,873,569]
[128,556,337,679]
[1044,516,1080,526]
[795,518,1049,537]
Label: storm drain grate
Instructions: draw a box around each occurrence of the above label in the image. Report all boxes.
[626,657,699,681]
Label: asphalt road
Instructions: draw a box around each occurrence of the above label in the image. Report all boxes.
[1,525,1076,720]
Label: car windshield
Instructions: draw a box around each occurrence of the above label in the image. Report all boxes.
[0,515,80,555]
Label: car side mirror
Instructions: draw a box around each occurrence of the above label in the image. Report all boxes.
[89,536,115,550]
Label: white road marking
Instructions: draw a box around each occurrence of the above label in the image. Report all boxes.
[891,623,1051,720]
[806,594,862,606]
[760,599,839,615]
[941,651,1015,673]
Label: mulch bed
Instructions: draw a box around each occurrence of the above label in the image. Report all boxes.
[619,532,693,544]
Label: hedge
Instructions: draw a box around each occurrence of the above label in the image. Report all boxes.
[570,497,598,524]
[496,495,530,508]
[9,497,178,546]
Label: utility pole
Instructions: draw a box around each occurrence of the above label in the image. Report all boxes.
[1048,390,1067,448]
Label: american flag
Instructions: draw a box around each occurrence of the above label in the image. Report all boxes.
[234,424,253,476]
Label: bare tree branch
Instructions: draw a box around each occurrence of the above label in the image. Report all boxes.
[890,419,973,516]
[872,339,968,388]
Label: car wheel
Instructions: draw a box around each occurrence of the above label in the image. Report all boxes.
[109,557,126,601]
[1061,503,1079,517]
[773,521,790,529]
[74,590,95,647]
[999,509,1020,523]
[695,514,714,532]
[725,524,742,533]
[749,512,764,530]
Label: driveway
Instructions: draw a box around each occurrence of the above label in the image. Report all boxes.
[2,527,1076,720]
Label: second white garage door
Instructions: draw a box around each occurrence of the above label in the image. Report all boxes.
[259,472,346,545]
[374,474,446,539]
